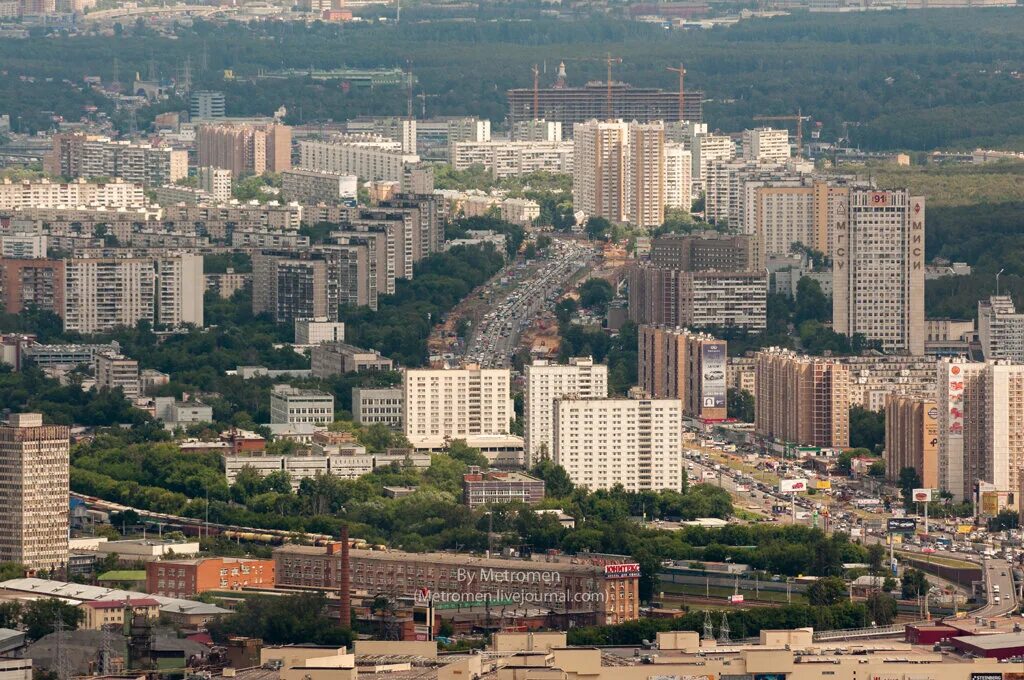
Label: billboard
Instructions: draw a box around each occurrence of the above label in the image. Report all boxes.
[887,518,917,533]
[912,488,933,503]
[946,364,965,438]
[779,478,808,493]
[605,563,641,579]
[728,594,745,604]
[816,480,832,490]
[700,342,727,410]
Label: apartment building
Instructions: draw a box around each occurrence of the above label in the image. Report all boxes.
[190,90,226,119]
[742,127,791,163]
[0,258,64,315]
[197,166,232,203]
[663,143,692,210]
[62,257,155,334]
[310,342,393,377]
[754,348,850,449]
[352,387,403,430]
[269,385,335,426]
[275,543,640,625]
[552,397,682,492]
[626,122,665,228]
[345,117,417,153]
[572,120,628,224]
[648,232,753,272]
[637,325,727,421]
[195,123,292,176]
[252,251,333,322]
[462,468,546,509]
[450,141,573,179]
[146,557,274,598]
[0,178,145,210]
[884,393,939,490]
[628,266,767,331]
[690,132,736,192]
[523,357,608,464]
[298,135,421,183]
[511,119,562,142]
[280,168,358,204]
[155,254,204,328]
[843,355,937,411]
[978,295,1024,362]
[95,352,140,399]
[45,134,187,187]
[0,413,69,570]
[403,367,513,440]
[937,360,987,502]
[833,189,925,355]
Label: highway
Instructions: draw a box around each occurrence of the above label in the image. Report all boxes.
[464,239,594,368]
[977,557,1017,616]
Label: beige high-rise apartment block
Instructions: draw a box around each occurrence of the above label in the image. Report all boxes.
[625,122,665,228]
[0,413,69,570]
[403,367,512,440]
[833,190,925,355]
[552,397,682,492]
[754,348,850,448]
[663,143,692,210]
[524,357,608,465]
[637,325,728,421]
[63,257,156,334]
[572,120,628,224]
[884,393,939,490]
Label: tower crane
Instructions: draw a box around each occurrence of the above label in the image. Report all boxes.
[666,63,686,120]
[753,108,811,158]
[563,53,623,119]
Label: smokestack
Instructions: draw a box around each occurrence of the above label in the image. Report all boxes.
[339,525,351,630]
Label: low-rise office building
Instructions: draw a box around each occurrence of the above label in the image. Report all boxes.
[352,387,403,429]
[462,467,545,508]
[269,385,335,426]
[311,342,394,377]
[146,557,275,598]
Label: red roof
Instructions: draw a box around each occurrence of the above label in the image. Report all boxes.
[84,598,161,610]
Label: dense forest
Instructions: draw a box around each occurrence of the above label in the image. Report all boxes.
[3,10,1024,150]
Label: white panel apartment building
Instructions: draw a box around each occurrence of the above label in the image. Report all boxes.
[742,127,791,163]
[451,141,574,179]
[524,357,608,465]
[833,189,925,355]
[403,367,513,440]
[298,135,421,183]
[63,254,203,333]
[552,397,682,492]
[63,257,156,334]
[0,178,146,209]
[978,295,1024,363]
[690,132,736,194]
[664,143,692,210]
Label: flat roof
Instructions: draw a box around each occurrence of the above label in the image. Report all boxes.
[951,632,1024,650]
[275,546,626,576]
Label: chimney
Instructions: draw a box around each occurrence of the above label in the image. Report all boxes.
[339,525,351,630]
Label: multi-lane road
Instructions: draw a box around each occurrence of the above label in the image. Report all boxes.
[464,239,594,368]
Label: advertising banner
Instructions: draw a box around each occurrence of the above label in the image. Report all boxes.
[701,342,727,410]
[779,479,808,493]
[912,488,933,503]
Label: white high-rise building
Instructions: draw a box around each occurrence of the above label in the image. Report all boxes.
[552,397,682,492]
[63,257,157,334]
[524,357,608,465]
[197,166,232,203]
[403,366,513,440]
[978,295,1024,363]
[833,190,925,355]
[0,413,69,571]
[156,254,204,328]
[742,127,791,163]
[663,143,692,210]
[691,133,736,193]
[512,119,562,142]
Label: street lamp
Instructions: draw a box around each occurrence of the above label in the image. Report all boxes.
[997,268,1006,296]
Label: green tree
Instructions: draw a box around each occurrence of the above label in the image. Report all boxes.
[866,591,898,625]
[23,599,83,641]
[446,440,489,468]
[207,592,351,645]
[727,388,754,422]
[577,278,614,313]
[807,576,847,606]
[585,217,612,241]
[530,459,574,498]
[794,277,831,325]
[850,406,885,453]
[901,568,930,599]
[0,601,21,629]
